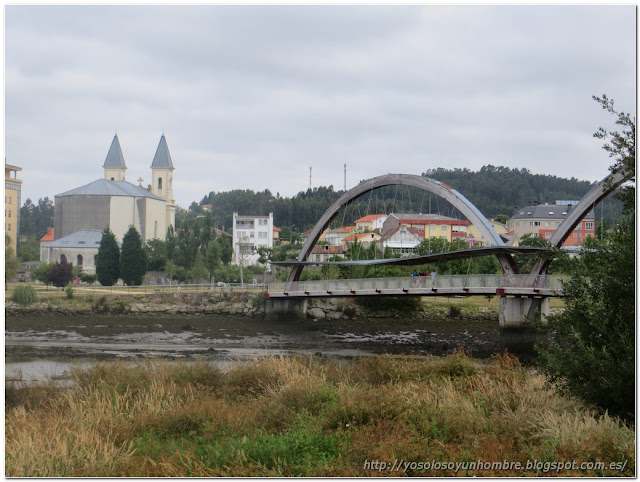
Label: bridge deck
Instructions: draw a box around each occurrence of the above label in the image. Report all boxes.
[266,274,566,299]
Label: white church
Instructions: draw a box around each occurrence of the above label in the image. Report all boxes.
[40,134,176,272]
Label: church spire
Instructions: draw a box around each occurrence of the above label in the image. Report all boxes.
[151,134,174,170]
[103,134,127,181]
[150,134,176,230]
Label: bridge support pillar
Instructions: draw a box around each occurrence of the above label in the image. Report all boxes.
[499,296,549,360]
[498,296,549,329]
[265,298,308,321]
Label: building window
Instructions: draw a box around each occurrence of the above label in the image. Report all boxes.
[533,221,540,226]
[8,197,11,204]
[7,223,10,231]
[158,178,163,190]
[441,225,447,231]
[585,222,594,230]
[77,255,83,266]
[8,210,10,217]
[545,232,551,239]
[545,222,551,227]
[60,254,67,263]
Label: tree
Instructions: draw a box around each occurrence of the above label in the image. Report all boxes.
[592,94,635,213]
[189,252,209,283]
[33,262,54,289]
[5,234,20,290]
[537,95,635,422]
[120,226,147,286]
[50,258,74,288]
[205,239,222,282]
[96,228,120,286]
[145,238,168,271]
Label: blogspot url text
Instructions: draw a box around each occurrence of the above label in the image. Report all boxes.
[363,459,628,473]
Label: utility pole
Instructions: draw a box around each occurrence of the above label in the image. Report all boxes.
[309,167,312,190]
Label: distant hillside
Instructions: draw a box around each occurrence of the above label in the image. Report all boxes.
[183,166,622,231]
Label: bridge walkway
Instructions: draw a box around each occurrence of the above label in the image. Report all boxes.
[266,274,566,299]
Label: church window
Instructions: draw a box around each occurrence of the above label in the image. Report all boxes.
[77,255,83,266]
[60,254,67,263]
[158,178,163,190]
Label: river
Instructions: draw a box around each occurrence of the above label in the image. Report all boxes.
[6,312,506,384]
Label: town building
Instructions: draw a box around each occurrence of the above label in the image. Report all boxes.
[232,212,274,267]
[355,214,387,233]
[467,220,509,247]
[309,244,345,262]
[377,226,424,256]
[325,226,358,246]
[382,213,468,242]
[506,202,596,245]
[41,134,176,271]
[40,229,104,272]
[5,160,22,255]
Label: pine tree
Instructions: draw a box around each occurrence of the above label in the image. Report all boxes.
[120,226,147,286]
[96,227,120,286]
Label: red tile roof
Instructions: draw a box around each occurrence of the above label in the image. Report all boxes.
[355,214,386,223]
[310,245,344,255]
[337,226,357,233]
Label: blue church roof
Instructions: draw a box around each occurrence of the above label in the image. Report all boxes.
[102,134,127,169]
[151,134,174,169]
[56,178,164,200]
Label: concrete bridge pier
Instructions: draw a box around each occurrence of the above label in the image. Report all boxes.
[498,296,550,329]
[265,298,308,321]
[499,296,550,359]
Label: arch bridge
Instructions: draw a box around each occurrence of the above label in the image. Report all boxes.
[266,171,631,327]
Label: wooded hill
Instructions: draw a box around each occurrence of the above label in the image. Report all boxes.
[186,165,621,232]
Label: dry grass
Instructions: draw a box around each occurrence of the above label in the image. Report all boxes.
[5,353,634,477]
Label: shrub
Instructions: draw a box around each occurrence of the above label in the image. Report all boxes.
[448,304,462,318]
[79,273,97,284]
[11,285,37,305]
[65,284,75,299]
[251,292,266,309]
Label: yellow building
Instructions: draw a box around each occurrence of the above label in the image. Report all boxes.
[5,160,22,255]
[467,220,508,246]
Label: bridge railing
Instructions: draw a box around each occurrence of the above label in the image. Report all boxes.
[268,274,568,294]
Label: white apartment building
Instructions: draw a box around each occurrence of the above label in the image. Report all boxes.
[232,212,274,267]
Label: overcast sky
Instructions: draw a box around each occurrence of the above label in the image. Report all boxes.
[4,4,636,210]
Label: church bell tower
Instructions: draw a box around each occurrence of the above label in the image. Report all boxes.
[150,134,176,230]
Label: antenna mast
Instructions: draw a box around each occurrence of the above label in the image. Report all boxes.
[344,163,347,191]
[309,166,312,190]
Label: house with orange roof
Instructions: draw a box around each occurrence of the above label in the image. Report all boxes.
[382,213,468,242]
[355,214,387,233]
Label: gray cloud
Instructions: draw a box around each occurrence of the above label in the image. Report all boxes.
[5,5,636,209]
